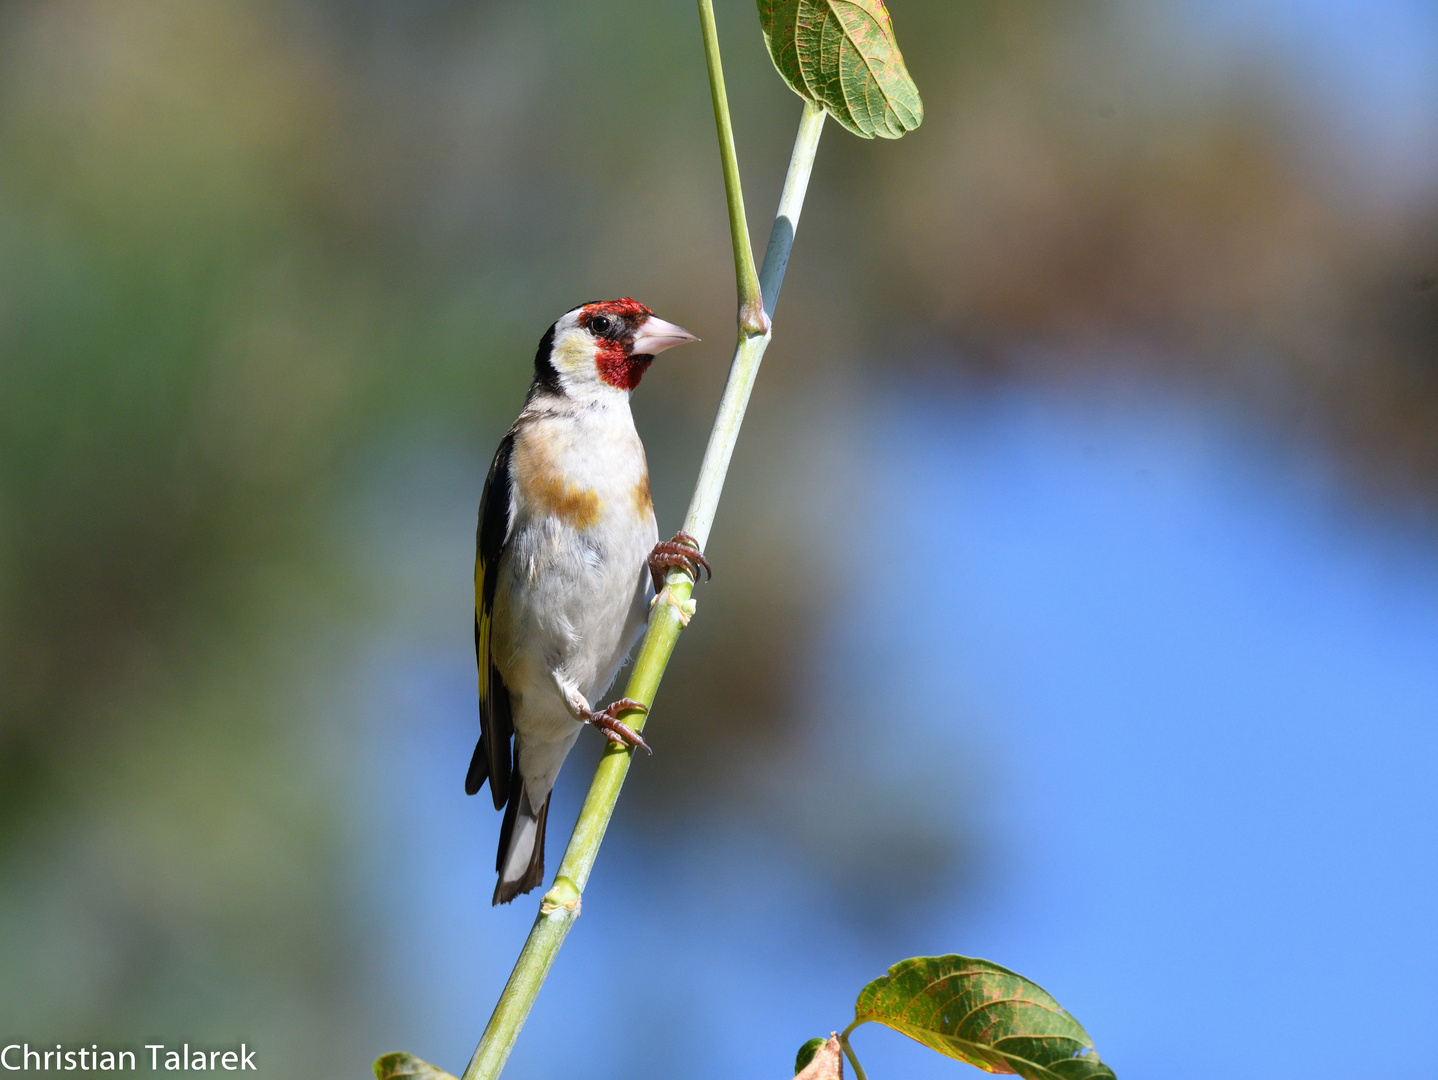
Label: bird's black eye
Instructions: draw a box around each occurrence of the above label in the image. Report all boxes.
[590,315,612,335]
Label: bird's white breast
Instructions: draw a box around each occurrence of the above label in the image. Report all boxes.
[490,397,658,796]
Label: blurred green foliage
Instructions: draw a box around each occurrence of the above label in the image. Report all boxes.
[0,3,412,1064]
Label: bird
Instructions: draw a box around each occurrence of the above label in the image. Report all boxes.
[467,298,711,905]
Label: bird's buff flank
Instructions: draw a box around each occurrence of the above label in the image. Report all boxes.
[466,299,711,904]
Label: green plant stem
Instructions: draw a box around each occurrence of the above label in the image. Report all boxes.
[839,1027,870,1080]
[697,0,767,335]
[759,99,826,319]
[458,44,828,1080]
[683,100,824,546]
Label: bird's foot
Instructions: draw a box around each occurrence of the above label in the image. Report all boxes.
[648,531,711,593]
[581,698,652,755]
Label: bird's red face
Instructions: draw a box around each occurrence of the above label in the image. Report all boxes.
[539,298,697,394]
[533,298,698,398]
[579,299,657,391]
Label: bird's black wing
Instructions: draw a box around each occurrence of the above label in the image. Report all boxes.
[467,432,515,810]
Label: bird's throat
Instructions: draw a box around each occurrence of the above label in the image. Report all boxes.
[595,342,653,391]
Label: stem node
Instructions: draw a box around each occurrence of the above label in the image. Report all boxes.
[538,876,582,917]
[740,298,772,337]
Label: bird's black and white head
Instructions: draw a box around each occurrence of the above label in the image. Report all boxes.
[531,298,697,401]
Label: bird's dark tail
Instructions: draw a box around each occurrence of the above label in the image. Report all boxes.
[464,734,488,796]
[492,780,550,905]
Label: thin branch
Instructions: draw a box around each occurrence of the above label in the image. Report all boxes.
[839,1031,870,1080]
[759,99,826,319]
[682,100,824,547]
[697,0,768,335]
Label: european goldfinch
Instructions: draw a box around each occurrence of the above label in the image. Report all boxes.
[468,298,710,905]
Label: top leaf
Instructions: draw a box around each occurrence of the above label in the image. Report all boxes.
[852,956,1116,1080]
[757,0,923,139]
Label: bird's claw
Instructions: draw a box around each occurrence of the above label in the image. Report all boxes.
[648,531,712,593]
[581,698,652,755]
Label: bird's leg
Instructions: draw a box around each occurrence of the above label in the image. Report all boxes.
[579,698,652,755]
[648,530,712,593]
[554,673,652,755]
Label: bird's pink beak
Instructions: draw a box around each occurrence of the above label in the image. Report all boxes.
[630,316,698,357]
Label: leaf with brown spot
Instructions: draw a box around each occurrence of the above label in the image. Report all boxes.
[851,956,1116,1080]
[756,0,923,139]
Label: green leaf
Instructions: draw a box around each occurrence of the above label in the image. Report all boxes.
[851,956,1116,1080]
[756,0,923,139]
[795,1037,828,1074]
[372,1052,458,1080]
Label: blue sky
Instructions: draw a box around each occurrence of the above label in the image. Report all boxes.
[1161,0,1438,199]
[829,387,1438,1078]
[360,380,1438,1080]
